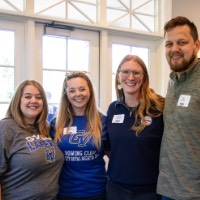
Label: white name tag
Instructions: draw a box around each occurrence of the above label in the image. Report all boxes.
[112,114,125,123]
[63,126,77,135]
[177,95,191,107]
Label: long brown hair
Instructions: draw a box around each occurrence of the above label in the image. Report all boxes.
[55,72,102,149]
[115,55,165,135]
[6,80,49,136]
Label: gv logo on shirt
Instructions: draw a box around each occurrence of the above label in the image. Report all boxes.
[69,131,92,147]
[46,150,55,162]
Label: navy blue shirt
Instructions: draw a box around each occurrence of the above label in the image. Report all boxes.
[107,101,163,192]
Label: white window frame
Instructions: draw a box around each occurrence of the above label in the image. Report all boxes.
[35,23,100,104]
[100,32,165,113]
[0,18,25,85]
[0,18,25,119]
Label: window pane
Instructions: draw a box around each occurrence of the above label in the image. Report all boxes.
[43,35,91,110]
[68,2,97,23]
[0,104,9,120]
[0,28,16,120]
[34,0,63,13]
[43,70,65,122]
[7,0,24,11]
[68,39,89,71]
[0,0,24,12]
[0,67,14,101]
[107,0,156,33]
[0,30,14,65]
[34,0,98,23]
[131,47,149,67]
[43,70,65,103]
[43,36,90,71]
[112,44,130,73]
[39,2,66,18]
[43,36,67,69]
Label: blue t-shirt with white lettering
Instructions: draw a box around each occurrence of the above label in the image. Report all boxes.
[50,115,107,198]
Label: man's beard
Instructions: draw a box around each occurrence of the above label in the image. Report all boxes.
[168,53,196,72]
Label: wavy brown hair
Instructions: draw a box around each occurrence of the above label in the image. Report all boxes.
[6,80,49,136]
[115,55,165,135]
[55,72,102,149]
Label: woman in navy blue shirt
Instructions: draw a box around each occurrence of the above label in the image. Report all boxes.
[106,55,165,200]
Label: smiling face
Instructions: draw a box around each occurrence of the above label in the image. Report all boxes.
[66,77,90,115]
[165,25,200,73]
[117,60,144,98]
[20,85,43,124]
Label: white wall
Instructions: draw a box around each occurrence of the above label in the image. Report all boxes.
[172,0,200,58]
[172,0,200,32]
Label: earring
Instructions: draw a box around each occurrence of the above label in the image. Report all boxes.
[117,83,122,90]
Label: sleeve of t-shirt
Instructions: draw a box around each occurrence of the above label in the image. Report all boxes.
[101,115,111,153]
[0,122,13,178]
[104,104,113,153]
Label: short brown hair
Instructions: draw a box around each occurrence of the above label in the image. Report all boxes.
[164,16,199,41]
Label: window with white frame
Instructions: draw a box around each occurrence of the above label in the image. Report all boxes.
[0,30,14,119]
[0,0,167,116]
[0,19,25,120]
[42,36,91,121]
[0,0,159,34]
[106,0,157,33]
[35,24,100,121]
[108,34,159,105]
[0,0,24,12]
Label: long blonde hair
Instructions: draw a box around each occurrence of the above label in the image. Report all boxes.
[6,80,49,136]
[55,72,102,149]
[115,55,165,135]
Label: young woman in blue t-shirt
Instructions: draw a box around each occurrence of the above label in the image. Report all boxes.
[50,71,107,200]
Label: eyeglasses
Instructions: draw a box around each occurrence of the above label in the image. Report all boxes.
[118,69,143,78]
